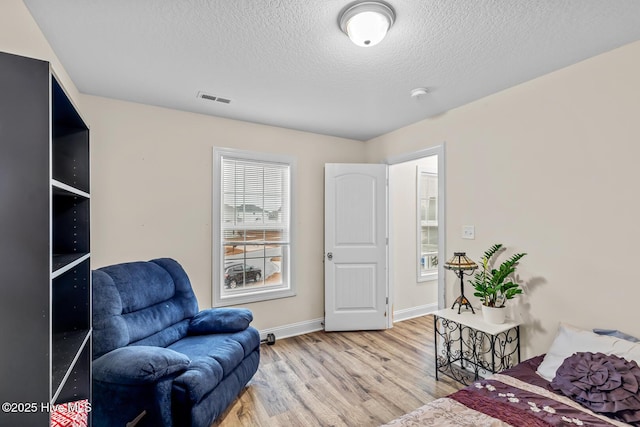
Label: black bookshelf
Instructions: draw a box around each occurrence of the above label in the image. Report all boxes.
[0,51,91,426]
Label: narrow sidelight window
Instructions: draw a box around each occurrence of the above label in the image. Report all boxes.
[418,167,438,281]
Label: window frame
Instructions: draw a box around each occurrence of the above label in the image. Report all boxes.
[417,166,438,282]
[212,147,296,307]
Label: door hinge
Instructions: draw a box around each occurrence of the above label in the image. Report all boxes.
[386,297,389,305]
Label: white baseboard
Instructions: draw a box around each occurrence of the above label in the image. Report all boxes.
[393,303,439,323]
[259,317,324,341]
[258,304,438,341]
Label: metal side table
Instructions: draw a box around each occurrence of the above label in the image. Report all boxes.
[433,308,521,385]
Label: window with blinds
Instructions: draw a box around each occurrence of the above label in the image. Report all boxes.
[213,148,295,305]
[417,167,438,281]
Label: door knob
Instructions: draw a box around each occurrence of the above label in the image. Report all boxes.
[327,252,333,260]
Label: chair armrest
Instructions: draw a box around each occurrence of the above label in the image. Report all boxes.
[188,308,253,335]
[93,346,190,384]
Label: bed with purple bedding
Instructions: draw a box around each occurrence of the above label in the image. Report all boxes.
[384,348,640,427]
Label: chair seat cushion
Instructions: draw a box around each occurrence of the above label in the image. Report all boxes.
[169,328,260,403]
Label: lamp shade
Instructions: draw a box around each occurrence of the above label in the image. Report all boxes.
[444,252,478,271]
[339,1,395,47]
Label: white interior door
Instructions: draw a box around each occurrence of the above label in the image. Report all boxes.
[324,163,388,331]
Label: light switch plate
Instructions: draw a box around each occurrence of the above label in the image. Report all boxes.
[462,225,475,239]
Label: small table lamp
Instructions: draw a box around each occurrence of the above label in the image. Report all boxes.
[444,252,478,314]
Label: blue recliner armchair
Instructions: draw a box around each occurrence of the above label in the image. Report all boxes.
[91,258,260,427]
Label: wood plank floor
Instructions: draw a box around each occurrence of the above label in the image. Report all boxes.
[212,315,464,427]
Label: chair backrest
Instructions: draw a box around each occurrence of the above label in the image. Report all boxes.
[92,258,199,359]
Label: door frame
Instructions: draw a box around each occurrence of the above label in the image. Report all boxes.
[385,143,447,313]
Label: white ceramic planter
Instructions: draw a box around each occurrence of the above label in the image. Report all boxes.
[482,305,506,324]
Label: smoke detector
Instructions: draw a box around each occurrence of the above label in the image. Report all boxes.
[410,87,429,99]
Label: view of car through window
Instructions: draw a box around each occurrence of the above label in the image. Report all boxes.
[224,263,262,289]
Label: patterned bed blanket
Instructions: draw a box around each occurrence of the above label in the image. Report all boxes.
[382,356,632,427]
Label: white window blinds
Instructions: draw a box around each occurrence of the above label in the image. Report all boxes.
[221,157,290,243]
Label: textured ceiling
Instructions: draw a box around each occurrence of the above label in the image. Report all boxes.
[23,0,640,141]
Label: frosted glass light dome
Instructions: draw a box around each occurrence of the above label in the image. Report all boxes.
[339,2,395,47]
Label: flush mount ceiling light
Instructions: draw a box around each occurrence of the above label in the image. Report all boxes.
[339,1,396,47]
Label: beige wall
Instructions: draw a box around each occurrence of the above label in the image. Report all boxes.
[6,0,640,357]
[0,0,81,107]
[2,0,365,332]
[367,40,640,358]
[83,95,366,330]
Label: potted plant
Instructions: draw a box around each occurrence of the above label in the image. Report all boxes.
[470,244,527,324]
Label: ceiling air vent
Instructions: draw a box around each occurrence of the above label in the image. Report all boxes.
[197,91,231,104]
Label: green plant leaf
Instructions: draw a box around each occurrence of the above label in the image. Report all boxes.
[470,244,527,306]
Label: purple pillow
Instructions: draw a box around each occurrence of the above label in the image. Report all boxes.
[551,352,640,425]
